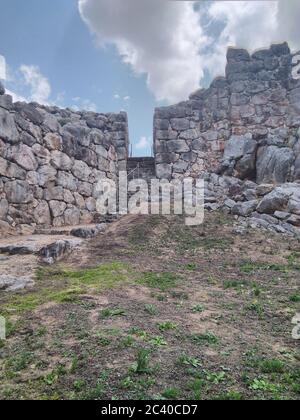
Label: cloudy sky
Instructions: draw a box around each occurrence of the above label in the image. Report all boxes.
[0,0,300,156]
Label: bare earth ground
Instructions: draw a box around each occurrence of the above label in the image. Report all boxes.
[0,212,299,400]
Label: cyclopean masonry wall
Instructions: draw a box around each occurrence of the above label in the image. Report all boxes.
[0,84,128,233]
[154,42,300,182]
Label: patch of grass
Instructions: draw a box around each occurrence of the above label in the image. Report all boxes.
[138,272,178,291]
[260,359,286,374]
[162,388,181,399]
[2,263,134,315]
[157,321,177,331]
[185,263,198,271]
[130,349,152,375]
[289,294,300,303]
[144,304,157,315]
[99,308,126,319]
[191,332,219,346]
[223,279,249,289]
[6,352,33,373]
[188,378,204,396]
[73,379,86,392]
[250,379,283,393]
[119,336,135,349]
[192,304,205,313]
[241,261,300,273]
[215,391,243,401]
[178,354,202,368]
[149,336,167,347]
[245,301,264,317]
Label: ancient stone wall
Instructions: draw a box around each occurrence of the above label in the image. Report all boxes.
[154,42,300,183]
[0,85,128,232]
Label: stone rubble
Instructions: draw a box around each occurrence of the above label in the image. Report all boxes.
[204,172,300,238]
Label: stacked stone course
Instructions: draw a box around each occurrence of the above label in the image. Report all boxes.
[154,42,300,183]
[0,82,128,232]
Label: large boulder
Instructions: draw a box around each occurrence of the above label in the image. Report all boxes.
[50,150,72,171]
[4,180,33,204]
[34,201,51,225]
[8,144,38,171]
[256,146,294,184]
[222,134,257,179]
[257,187,290,214]
[0,108,19,142]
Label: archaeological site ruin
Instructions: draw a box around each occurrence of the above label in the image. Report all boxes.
[0,42,300,239]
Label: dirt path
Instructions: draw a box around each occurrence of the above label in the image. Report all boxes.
[0,212,299,400]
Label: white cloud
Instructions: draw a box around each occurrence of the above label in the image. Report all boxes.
[70,98,97,112]
[123,95,130,102]
[136,136,151,151]
[78,0,209,104]
[19,65,51,104]
[113,93,121,100]
[79,0,300,104]
[0,55,6,80]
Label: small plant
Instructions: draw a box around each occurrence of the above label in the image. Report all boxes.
[185,263,197,271]
[157,321,177,331]
[250,379,282,393]
[289,294,300,303]
[260,359,285,374]
[144,304,157,315]
[119,336,135,349]
[73,379,86,392]
[246,301,264,316]
[192,304,204,313]
[149,336,167,347]
[204,370,226,384]
[162,388,181,399]
[216,390,243,400]
[178,354,202,368]
[188,378,204,393]
[223,279,249,289]
[120,376,134,390]
[191,332,219,346]
[131,349,151,374]
[98,336,111,346]
[99,308,126,319]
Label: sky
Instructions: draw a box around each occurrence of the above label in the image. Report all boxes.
[0,0,300,156]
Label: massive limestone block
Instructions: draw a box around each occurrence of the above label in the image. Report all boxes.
[4,180,33,204]
[222,134,257,179]
[167,139,190,153]
[0,156,26,180]
[34,201,51,225]
[257,188,290,214]
[37,165,57,186]
[44,186,64,201]
[0,108,19,142]
[49,200,67,218]
[44,132,62,151]
[156,163,172,179]
[64,207,80,226]
[51,150,73,171]
[256,146,294,184]
[32,143,51,165]
[57,171,77,191]
[170,118,190,131]
[8,144,38,171]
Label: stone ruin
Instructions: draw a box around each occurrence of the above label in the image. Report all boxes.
[1,42,300,240]
[0,86,129,234]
